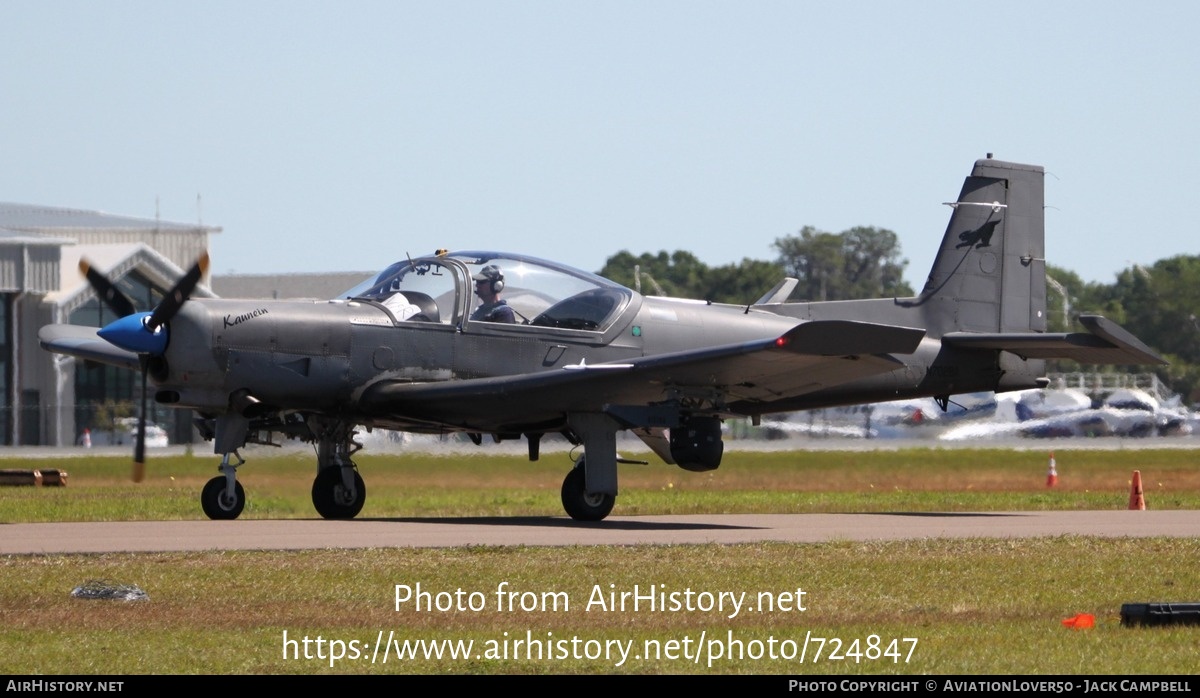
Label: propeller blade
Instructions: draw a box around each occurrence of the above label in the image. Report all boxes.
[79,259,137,317]
[148,253,209,331]
[133,364,147,482]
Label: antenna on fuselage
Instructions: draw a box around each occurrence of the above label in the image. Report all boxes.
[633,265,665,296]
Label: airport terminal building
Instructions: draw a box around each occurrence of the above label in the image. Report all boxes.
[0,202,218,447]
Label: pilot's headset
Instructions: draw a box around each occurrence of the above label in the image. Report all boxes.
[472,265,505,294]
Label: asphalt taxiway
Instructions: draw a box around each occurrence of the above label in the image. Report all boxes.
[4,510,1198,555]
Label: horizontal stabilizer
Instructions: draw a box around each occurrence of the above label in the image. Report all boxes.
[942,315,1166,366]
[38,324,141,370]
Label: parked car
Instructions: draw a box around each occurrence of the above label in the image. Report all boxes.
[85,418,169,448]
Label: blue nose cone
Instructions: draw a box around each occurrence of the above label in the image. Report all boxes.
[97,312,168,355]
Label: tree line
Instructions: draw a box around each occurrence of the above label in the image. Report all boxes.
[596,227,1200,405]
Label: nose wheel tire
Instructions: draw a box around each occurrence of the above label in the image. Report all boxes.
[312,467,366,519]
[201,476,246,520]
[560,461,615,521]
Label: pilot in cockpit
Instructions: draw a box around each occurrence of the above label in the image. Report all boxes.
[469,265,516,323]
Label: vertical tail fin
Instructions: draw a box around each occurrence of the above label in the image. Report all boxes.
[919,157,1047,337]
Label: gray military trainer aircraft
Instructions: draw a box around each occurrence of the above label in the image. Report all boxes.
[39,156,1165,521]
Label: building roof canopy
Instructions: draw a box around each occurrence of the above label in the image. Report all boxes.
[0,202,220,234]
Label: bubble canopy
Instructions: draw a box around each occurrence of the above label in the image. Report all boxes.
[340,251,633,331]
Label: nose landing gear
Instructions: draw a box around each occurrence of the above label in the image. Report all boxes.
[201,450,246,520]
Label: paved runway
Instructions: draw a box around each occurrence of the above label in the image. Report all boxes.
[3,510,1198,554]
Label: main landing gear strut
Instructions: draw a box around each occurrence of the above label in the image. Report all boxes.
[307,417,366,519]
[558,414,622,522]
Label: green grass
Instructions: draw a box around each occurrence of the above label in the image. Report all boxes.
[3,540,1199,674]
[5,445,1198,521]
[2,445,1198,674]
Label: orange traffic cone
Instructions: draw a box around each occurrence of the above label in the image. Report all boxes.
[1062,613,1095,629]
[1046,452,1058,487]
[1128,470,1145,510]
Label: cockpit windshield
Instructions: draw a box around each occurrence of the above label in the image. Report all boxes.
[340,251,634,331]
[340,257,459,324]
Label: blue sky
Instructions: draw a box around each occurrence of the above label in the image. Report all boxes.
[2,1,1196,291]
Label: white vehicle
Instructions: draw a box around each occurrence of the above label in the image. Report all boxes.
[87,418,169,448]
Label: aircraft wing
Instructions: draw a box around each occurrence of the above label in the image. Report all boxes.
[360,320,926,431]
[942,315,1167,365]
[38,324,141,371]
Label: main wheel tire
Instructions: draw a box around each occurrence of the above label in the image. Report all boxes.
[312,467,366,519]
[201,476,245,520]
[560,460,615,521]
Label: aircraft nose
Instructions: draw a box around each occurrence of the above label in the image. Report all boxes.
[97,311,168,355]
